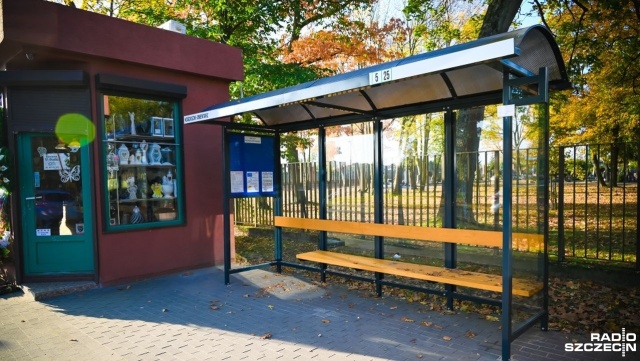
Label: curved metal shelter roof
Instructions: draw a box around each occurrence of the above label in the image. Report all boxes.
[185,25,568,129]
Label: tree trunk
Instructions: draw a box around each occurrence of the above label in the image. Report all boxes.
[449,0,523,224]
[455,107,484,224]
[419,115,431,191]
[393,162,405,225]
[477,0,523,38]
[358,163,371,222]
[610,143,620,187]
[593,154,608,187]
[609,125,621,187]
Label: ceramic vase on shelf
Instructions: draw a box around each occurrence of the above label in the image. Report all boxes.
[131,205,144,224]
[161,147,173,165]
[161,171,174,198]
[118,144,129,165]
[134,149,143,164]
[161,183,173,198]
[148,143,162,165]
[161,181,174,198]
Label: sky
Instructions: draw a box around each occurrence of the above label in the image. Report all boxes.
[378,0,541,29]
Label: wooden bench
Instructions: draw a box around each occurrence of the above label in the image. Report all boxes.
[275,216,543,297]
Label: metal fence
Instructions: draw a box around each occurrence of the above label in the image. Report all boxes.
[234,143,639,269]
[553,143,639,267]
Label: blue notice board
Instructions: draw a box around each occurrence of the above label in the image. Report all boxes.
[228,133,275,197]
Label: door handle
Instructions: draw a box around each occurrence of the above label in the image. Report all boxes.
[25,196,43,200]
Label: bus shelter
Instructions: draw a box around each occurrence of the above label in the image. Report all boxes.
[185,25,569,361]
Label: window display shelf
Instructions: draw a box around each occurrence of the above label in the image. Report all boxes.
[115,197,175,204]
[105,138,178,147]
[102,95,182,229]
[118,164,175,168]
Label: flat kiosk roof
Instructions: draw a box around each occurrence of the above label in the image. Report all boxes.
[185,25,569,361]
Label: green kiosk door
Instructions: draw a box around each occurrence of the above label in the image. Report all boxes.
[18,133,94,275]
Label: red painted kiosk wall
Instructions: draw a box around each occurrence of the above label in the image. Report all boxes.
[0,0,243,285]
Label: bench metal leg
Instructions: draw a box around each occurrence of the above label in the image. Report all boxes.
[541,311,548,331]
[320,264,327,283]
[445,285,455,310]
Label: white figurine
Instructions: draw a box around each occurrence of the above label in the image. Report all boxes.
[126,176,137,199]
[140,140,148,164]
[128,111,136,135]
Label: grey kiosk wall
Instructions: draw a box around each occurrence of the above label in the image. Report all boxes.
[186,25,569,361]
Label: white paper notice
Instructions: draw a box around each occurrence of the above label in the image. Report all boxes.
[261,172,273,192]
[497,104,516,117]
[244,136,261,144]
[43,153,69,170]
[36,229,51,237]
[246,171,259,193]
[230,171,244,193]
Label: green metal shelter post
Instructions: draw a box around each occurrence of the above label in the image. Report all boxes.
[274,130,283,273]
[318,125,328,282]
[443,109,457,310]
[501,70,515,360]
[373,118,385,296]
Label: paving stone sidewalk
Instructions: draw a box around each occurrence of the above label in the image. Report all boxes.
[0,267,633,360]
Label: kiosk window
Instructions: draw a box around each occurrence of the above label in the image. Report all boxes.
[101,94,184,230]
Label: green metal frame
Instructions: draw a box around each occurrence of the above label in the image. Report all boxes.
[220,67,552,361]
[500,67,550,360]
[97,94,185,232]
[18,132,96,274]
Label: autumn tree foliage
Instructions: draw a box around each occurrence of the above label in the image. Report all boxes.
[539,0,640,185]
[282,20,402,73]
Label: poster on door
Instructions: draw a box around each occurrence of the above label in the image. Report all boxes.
[43,153,69,170]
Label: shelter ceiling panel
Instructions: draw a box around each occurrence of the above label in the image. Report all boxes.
[304,103,354,119]
[445,64,503,97]
[511,29,563,80]
[363,74,451,110]
[255,105,314,126]
[310,91,374,113]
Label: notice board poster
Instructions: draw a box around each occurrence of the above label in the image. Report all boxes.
[228,133,275,197]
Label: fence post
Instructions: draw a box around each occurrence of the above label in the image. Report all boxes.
[557,146,565,263]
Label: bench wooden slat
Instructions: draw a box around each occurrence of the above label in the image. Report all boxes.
[297,250,542,297]
[275,217,543,249]
[275,217,500,247]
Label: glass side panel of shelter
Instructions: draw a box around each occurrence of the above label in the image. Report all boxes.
[275,105,546,300]
[101,94,182,230]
